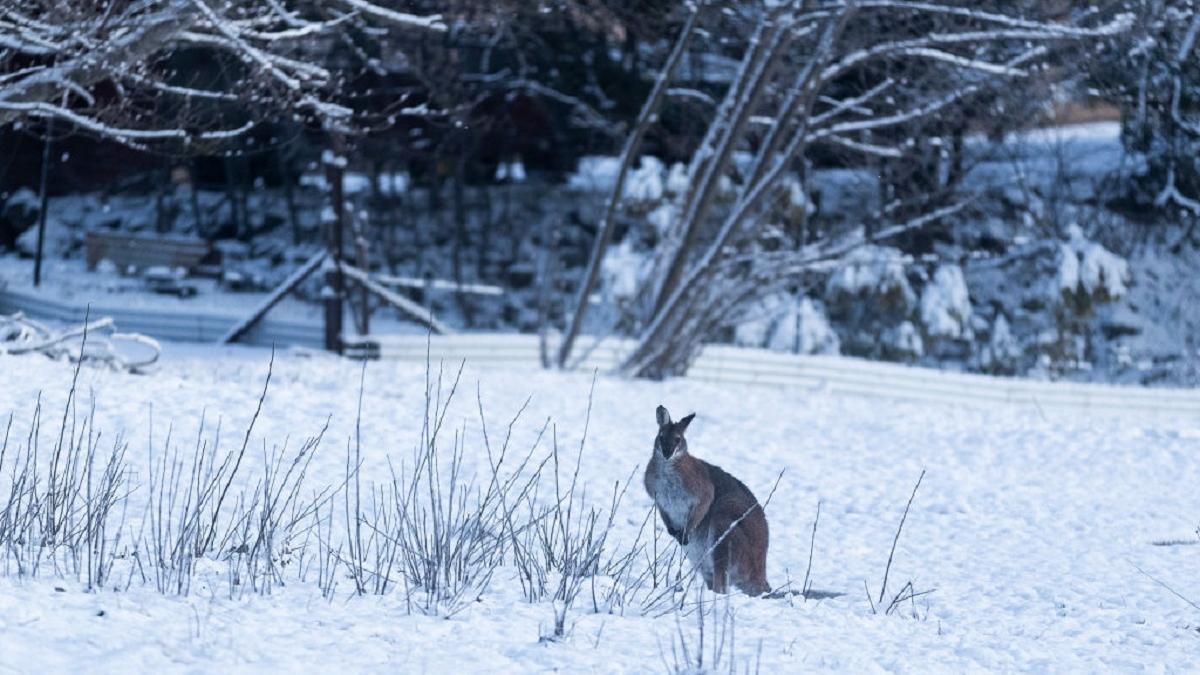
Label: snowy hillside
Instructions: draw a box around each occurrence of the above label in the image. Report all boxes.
[1,347,1197,672]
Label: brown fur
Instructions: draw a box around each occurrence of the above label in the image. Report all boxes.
[644,406,770,596]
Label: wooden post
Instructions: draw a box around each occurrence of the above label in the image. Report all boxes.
[353,212,370,335]
[33,116,54,287]
[323,147,346,354]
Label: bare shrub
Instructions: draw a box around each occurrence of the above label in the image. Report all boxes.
[660,593,762,675]
[865,469,936,618]
[0,331,129,588]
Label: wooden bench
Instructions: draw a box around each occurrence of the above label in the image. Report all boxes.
[85,231,211,273]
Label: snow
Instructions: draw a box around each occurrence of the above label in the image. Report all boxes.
[600,238,647,303]
[1058,242,1081,294]
[300,171,400,196]
[1079,241,1130,299]
[785,175,809,210]
[666,162,689,196]
[645,203,674,237]
[378,171,411,196]
[567,156,664,204]
[0,255,324,321]
[887,320,924,358]
[1058,225,1130,300]
[3,346,1196,671]
[623,156,665,204]
[980,314,1021,370]
[3,187,37,213]
[735,294,840,355]
[826,245,914,302]
[494,161,526,184]
[919,265,972,339]
[508,161,526,183]
[567,156,621,192]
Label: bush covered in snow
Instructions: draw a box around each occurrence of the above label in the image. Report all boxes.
[567,155,680,211]
[977,314,1022,374]
[600,238,649,305]
[919,265,973,341]
[824,246,917,358]
[885,320,924,361]
[826,246,914,307]
[735,294,840,355]
[1056,224,1130,309]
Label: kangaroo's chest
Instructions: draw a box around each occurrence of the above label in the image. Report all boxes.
[646,456,701,530]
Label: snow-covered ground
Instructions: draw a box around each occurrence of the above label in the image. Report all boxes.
[0,345,1197,672]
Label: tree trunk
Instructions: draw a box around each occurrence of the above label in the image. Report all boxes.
[555,4,706,367]
[324,142,347,353]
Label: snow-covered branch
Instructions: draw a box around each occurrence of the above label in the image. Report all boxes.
[603,1,1131,378]
[337,0,446,33]
[0,0,443,144]
[0,100,256,148]
[1,312,160,373]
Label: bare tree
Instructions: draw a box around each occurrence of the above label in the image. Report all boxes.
[555,0,1131,378]
[0,0,445,147]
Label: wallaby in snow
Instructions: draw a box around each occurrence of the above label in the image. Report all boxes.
[644,405,770,596]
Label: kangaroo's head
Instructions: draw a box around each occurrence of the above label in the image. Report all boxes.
[654,405,695,460]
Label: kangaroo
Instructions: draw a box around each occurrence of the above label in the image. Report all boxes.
[643,405,770,596]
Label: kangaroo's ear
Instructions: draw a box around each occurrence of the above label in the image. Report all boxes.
[676,413,696,434]
[656,405,671,428]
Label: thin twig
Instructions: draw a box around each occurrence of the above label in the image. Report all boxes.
[879,469,925,605]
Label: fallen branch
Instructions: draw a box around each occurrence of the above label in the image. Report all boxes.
[1,311,160,372]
